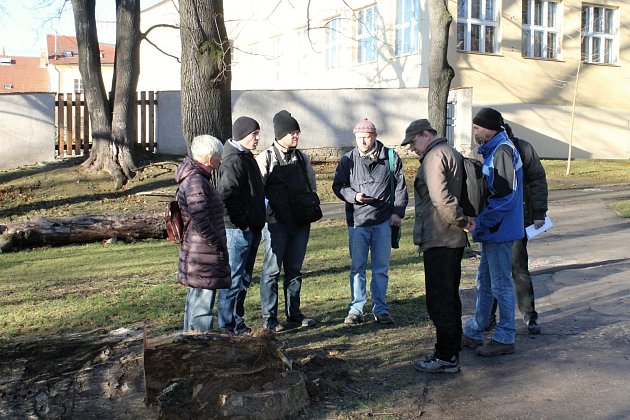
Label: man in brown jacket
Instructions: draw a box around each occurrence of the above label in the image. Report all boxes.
[402,119,474,373]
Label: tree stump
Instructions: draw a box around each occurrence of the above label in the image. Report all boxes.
[144,331,309,419]
[0,214,165,252]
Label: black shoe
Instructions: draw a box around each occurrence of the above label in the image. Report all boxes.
[527,319,541,334]
[234,326,252,335]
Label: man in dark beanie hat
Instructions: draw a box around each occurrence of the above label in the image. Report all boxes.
[486,119,548,336]
[472,107,504,135]
[273,110,301,140]
[462,108,524,357]
[333,117,408,327]
[256,110,317,332]
[232,116,260,141]
[218,116,266,335]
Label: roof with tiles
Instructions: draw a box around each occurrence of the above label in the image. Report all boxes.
[0,56,50,93]
[46,34,115,66]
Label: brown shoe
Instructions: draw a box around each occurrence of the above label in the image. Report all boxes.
[462,334,484,349]
[476,340,515,356]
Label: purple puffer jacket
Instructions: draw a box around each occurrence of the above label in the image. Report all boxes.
[176,156,230,289]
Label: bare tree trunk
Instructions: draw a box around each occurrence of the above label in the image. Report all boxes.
[71,0,140,189]
[180,0,232,152]
[0,214,165,252]
[427,0,455,137]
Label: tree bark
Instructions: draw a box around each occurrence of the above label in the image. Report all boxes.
[71,0,140,189]
[0,330,157,419]
[0,214,165,252]
[427,0,455,137]
[180,0,232,152]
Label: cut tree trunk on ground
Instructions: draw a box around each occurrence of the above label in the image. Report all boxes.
[0,328,157,419]
[0,214,165,252]
[145,331,309,419]
[1,329,309,419]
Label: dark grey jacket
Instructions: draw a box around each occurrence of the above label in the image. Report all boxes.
[176,156,230,289]
[332,140,408,227]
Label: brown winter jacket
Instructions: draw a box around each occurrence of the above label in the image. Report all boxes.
[413,138,469,252]
[176,156,231,289]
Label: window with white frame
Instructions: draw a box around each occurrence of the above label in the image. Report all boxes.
[395,0,419,56]
[522,0,561,59]
[297,28,316,77]
[457,0,499,53]
[581,4,618,64]
[271,36,282,82]
[326,17,341,70]
[356,5,379,63]
[73,78,83,93]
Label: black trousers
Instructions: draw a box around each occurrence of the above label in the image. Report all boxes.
[424,246,465,361]
[491,236,537,322]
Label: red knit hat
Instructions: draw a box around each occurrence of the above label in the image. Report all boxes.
[353,117,377,134]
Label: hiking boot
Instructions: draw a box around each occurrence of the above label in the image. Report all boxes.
[476,340,515,356]
[344,313,364,325]
[485,314,497,331]
[462,334,484,349]
[286,314,317,327]
[374,313,394,325]
[527,319,541,335]
[414,355,460,373]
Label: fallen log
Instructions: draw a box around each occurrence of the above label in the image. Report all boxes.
[0,213,165,252]
[144,331,309,419]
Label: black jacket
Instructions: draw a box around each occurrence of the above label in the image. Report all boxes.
[218,140,267,232]
[512,137,548,224]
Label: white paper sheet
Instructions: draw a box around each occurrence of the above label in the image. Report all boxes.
[526,216,553,239]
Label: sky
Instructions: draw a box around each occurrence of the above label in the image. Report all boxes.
[0,0,162,57]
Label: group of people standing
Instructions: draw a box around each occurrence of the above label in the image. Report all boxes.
[174,106,548,376]
[175,112,410,334]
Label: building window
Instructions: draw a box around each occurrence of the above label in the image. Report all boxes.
[356,5,379,63]
[297,28,316,77]
[326,17,341,70]
[581,5,618,64]
[73,78,83,93]
[3,83,13,89]
[395,0,419,56]
[271,36,282,82]
[457,0,499,53]
[522,0,561,59]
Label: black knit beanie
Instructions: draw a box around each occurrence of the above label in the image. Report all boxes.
[473,108,503,131]
[232,116,260,141]
[273,110,300,140]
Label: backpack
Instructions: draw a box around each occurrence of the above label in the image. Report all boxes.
[460,156,487,217]
[164,189,188,244]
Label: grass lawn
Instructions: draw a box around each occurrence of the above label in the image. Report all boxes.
[0,155,628,416]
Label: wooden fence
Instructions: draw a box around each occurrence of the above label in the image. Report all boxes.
[55,91,157,156]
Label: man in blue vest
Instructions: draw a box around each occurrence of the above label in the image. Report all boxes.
[462,108,524,356]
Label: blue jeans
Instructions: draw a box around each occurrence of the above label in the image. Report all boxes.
[183,287,216,331]
[348,219,392,316]
[218,228,261,333]
[260,222,310,326]
[464,241,516,344]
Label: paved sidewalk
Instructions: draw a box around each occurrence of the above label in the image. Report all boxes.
[420,186,630,419]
